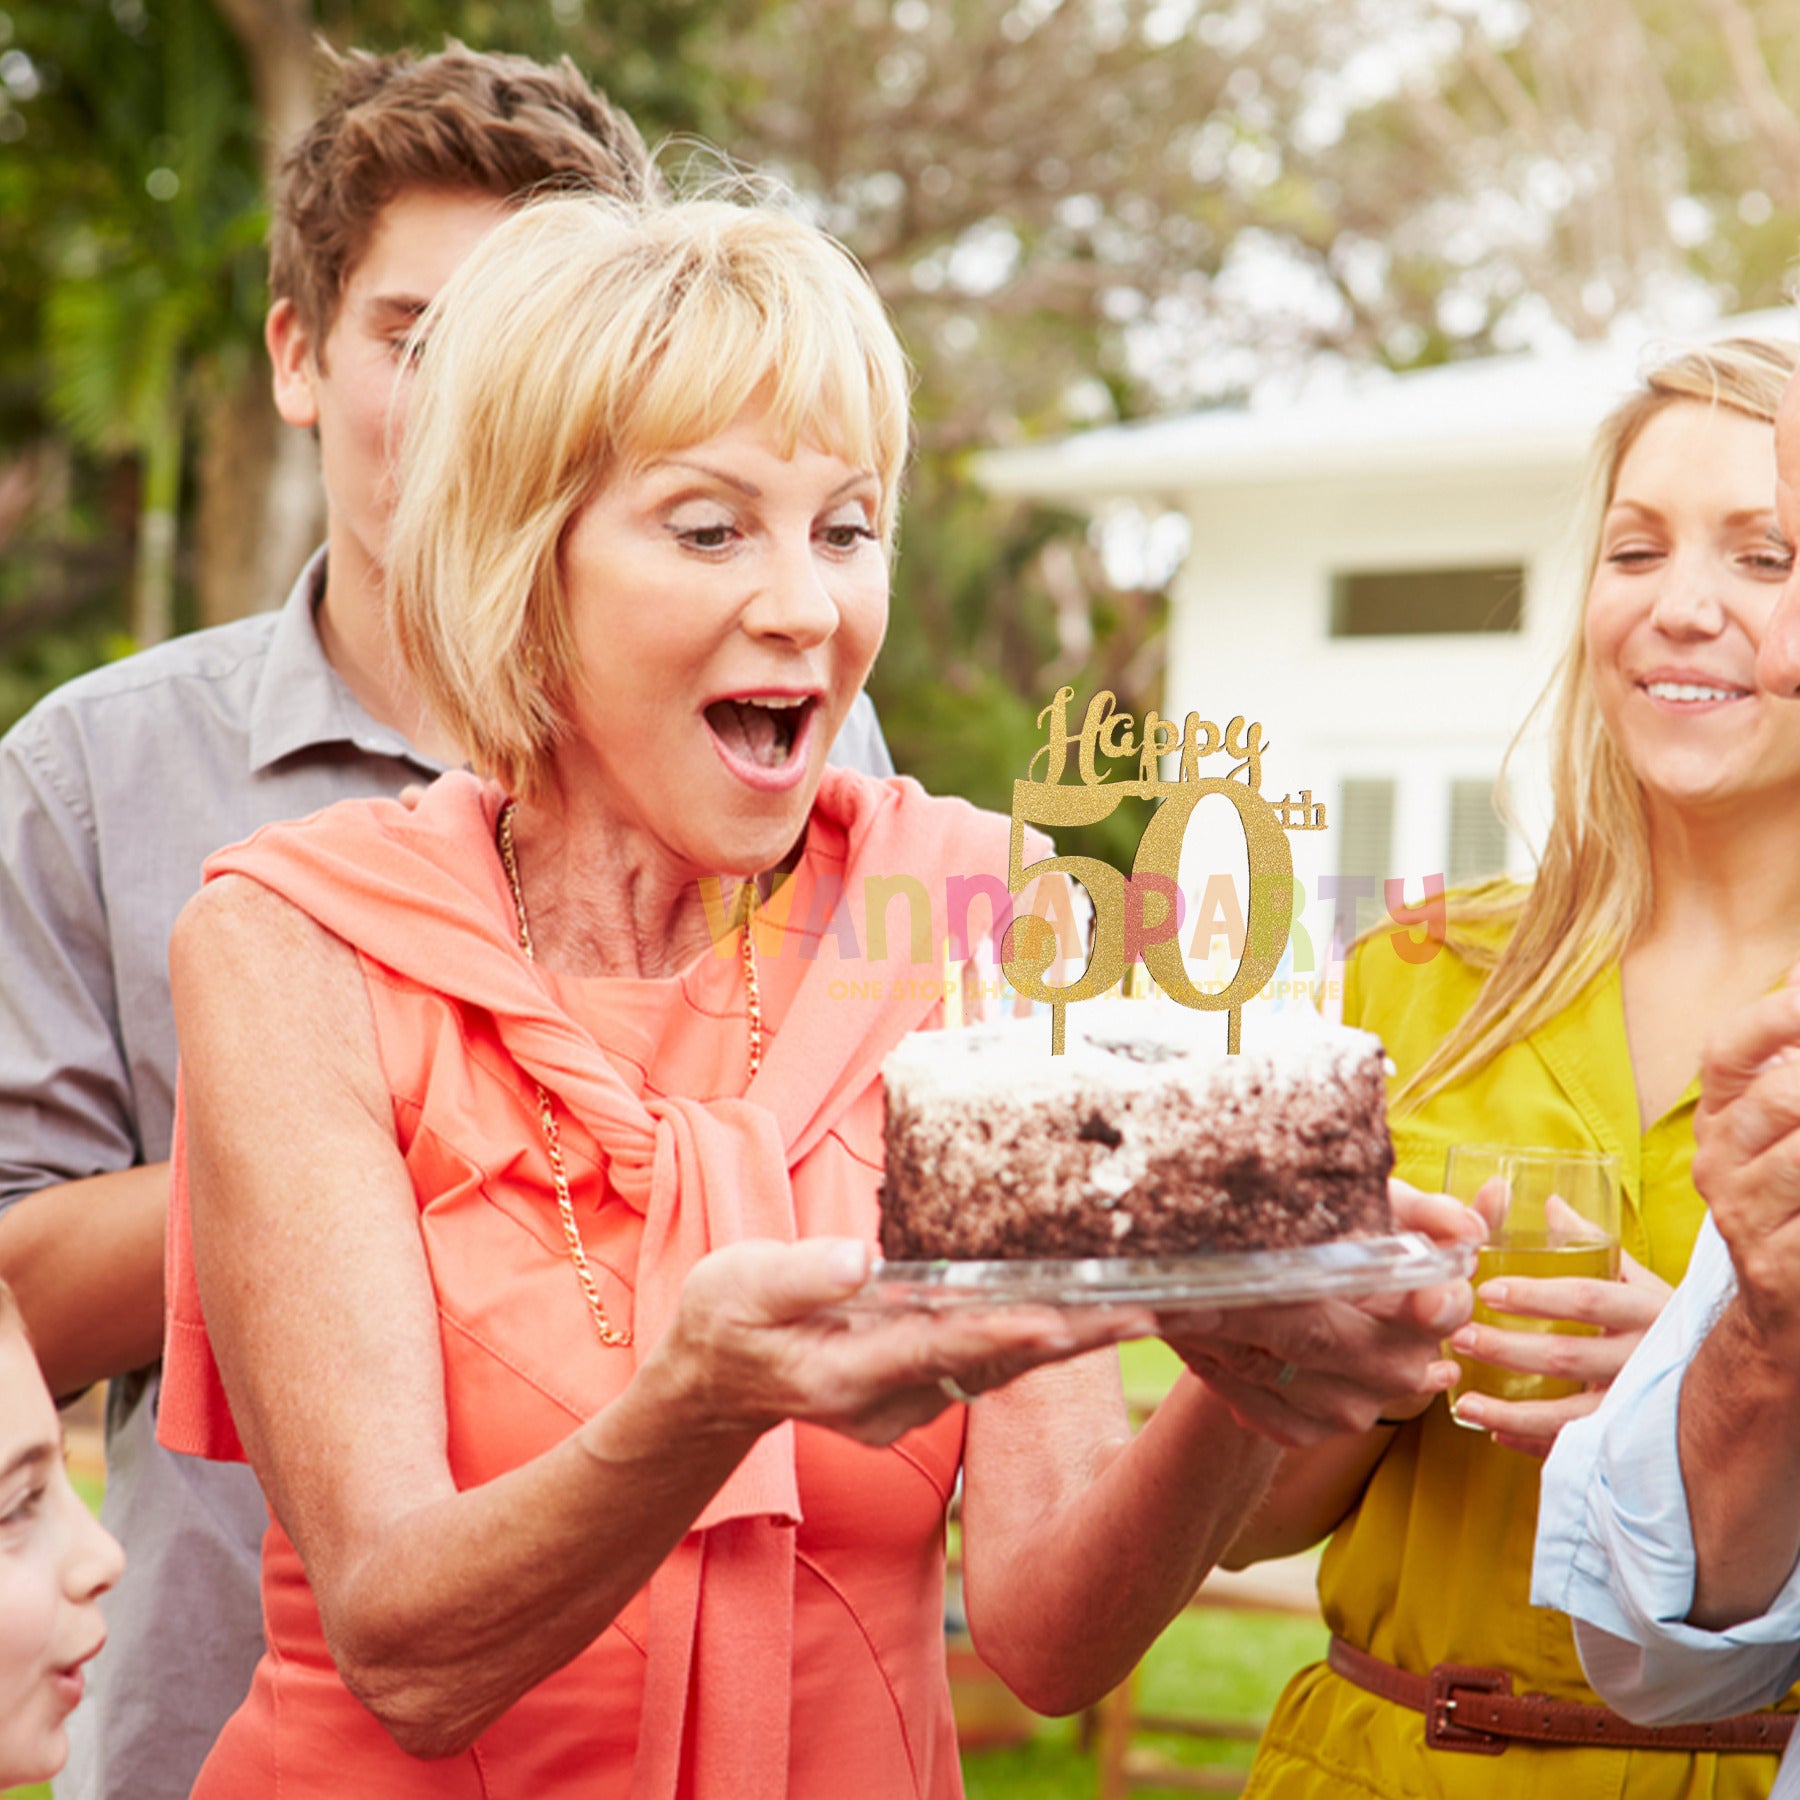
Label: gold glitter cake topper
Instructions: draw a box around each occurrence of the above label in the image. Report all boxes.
[1004,686,1328,1056]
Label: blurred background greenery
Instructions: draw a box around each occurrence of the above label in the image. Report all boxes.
[8,0,1800,864]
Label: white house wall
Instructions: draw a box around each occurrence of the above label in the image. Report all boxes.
[1162,462,1582,966]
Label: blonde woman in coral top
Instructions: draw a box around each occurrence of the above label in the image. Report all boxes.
[157,196,1473,1799]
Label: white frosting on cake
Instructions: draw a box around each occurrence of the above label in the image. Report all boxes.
[881,998,1383,1102]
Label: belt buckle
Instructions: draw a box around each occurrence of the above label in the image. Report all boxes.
[1425,1663,1511,1755]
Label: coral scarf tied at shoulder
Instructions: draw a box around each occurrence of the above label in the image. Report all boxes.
[160,768,1023,1800]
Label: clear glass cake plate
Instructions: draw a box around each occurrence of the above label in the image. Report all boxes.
[830,1233,1475,1319]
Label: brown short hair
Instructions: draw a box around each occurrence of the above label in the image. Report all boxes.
[269,42,656,349]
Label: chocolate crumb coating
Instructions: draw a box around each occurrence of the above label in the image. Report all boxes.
[879,1002,1393,1260]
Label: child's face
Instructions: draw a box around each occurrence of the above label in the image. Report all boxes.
[0,1329,123,1785]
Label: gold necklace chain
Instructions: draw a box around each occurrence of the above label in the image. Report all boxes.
[495,801,764,1347]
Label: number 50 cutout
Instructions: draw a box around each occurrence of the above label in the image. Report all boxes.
[1003,776,1299,1056]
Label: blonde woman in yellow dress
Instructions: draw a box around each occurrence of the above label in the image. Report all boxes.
[1232,335,1800,1799]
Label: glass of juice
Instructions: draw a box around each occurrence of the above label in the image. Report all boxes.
[1443,1144,1621,1425]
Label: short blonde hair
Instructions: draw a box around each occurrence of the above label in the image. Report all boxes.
[387,196,912,795]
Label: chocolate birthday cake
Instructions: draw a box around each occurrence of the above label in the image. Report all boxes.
[879,1001,1393,1261]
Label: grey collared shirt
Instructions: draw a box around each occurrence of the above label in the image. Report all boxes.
[0,549,892,1800]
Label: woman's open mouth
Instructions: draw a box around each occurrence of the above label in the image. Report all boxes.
[703,694,820,792]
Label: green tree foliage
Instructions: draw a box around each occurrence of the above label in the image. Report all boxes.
[311,0,769,142]
[875,455,1164,871]
[0,0,768,734]
[2,0,264,713]
[11,0,1800,788]
[1208,0,1800,363]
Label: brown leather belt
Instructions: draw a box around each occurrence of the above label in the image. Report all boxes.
[1328,1635,1795,1755]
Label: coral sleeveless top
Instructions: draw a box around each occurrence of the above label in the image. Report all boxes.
[160,769,1027,1800]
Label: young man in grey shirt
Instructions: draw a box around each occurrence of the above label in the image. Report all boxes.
[0,45,892,1800]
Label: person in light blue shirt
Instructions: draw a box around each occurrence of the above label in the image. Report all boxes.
[1534,363,1800,1796]
[1534,1216,1800,1781]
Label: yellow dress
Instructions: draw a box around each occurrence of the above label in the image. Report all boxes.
[1243,915,1792,1800]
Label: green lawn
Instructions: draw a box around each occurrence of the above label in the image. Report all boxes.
[963,1607,1325,1799]
[1119,1336,1185,1400]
